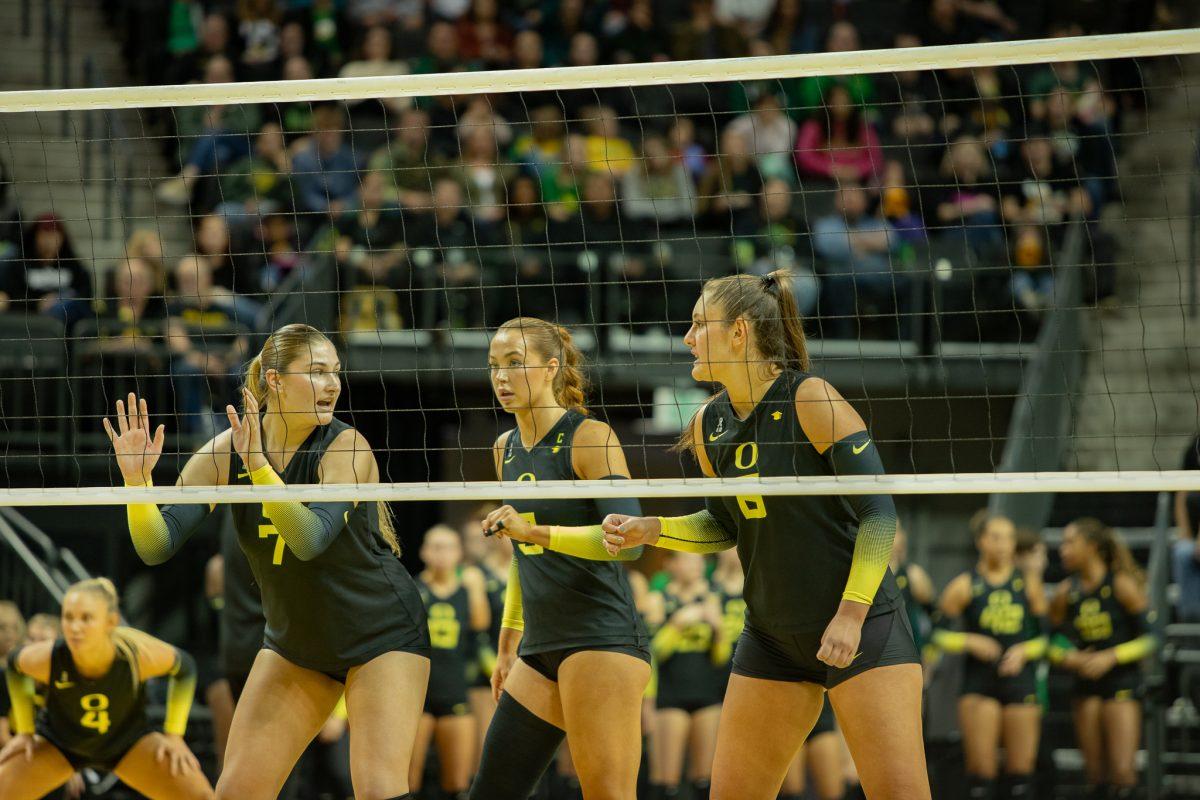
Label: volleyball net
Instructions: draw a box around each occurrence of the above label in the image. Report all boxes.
[1,30,1199,505]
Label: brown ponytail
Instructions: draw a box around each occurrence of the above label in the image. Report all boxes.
[497,317,589,413]
[1071,517,1145,586]
[675,271,809,453]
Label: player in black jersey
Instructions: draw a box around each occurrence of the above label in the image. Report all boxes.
[0,578,211,800]
[469,317,650,800]
[105,323,430,800]
[600,272,928,800]
[411,524,490,798]
[935,512,1047,800]
[780,696,845,800]
[890,523,935,659]
[1050,518,1156,799]
[711,548,744,701]
[645,553,725,800]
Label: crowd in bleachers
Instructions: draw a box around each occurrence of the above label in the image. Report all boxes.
[0,0,1160,357]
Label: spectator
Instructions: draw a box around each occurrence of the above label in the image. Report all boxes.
[170,254,261,330]
[669,0,747,62]
[765,0,822,56]
[368,107,445,209]
[412,21,467,74]
[456,0,514,67]
[158,55,262,206]
[875,33,943,174]
[787,22,876,116]
[236,0,284,82]
[291,0,349,75]
[193,213,248,298]
[215,121,295,230]
[409,178,491,329]
[558,32,608,119]
[126,229,168,286]
[334,170,409,291]
[1001,136,1091,228]
[430,0,471,22]
[581,106,635,177]
[811,184,906,338]
[0,214,92,328]
[292,105,362,216]
[723,89,798,181]
[166,0,203,68]
[511,107,578,219]
[667,116,707,180]
[346,0,422,28]
[339,25,411,114]
[714,0,774,39]
[503,174,549,247]
[927,136,1005,254]
[94,257,169,358]
[258,213,303,293]
[621,134,698,228]
[733,178,819,314]
[166,11,236,85]
[607,0,666,64]
[24,612,59,643]
[794,83,884,184]
[696,129,763,232]
[1174,433,1200,622]
[1043,86,1117,208]
[879,160,926,246]
[494,175,556,323]
[540,0,599,67]
[451,126,518,228]
[1011,225,1053,311]
[457,97,513,149]
[512,29,544,69]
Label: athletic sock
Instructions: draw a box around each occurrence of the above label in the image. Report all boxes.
[689,778,711,800]
[1004,773,1036,800]
[967,776,997,800]
[467,692,564,800]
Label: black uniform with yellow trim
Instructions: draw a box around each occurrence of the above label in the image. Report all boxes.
[713,582,745,695]
[501,409,649,680]
[961,569,1040,705]
[33,638,153,771]
[1063,574,1142,700]
[471,563,506,689]
[700,371,915,688]
[229,417,429,680]
[654,587,723,712]
[418,578,473,717]
[895,562,932,652]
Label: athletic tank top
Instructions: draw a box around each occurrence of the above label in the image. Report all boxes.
[716,581,746,658]
[701,370,902,633]
[229,417,427,672]
[500,408,648,654]
[418,577,474,700]
[41,637,148,762]
[1064,573,1136,650]
[964,568,1039,649]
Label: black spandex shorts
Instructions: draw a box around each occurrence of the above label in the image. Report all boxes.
[37,722,153,772]
[732,608,919,688]
[961,660,1039,705]
[263,636,431,684]
[1072,663,1142,701]
[809,696,837,738]
[522,644,651,682]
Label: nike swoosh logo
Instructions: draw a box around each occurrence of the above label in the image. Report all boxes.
[708,431,726,442]
[503,454,515,463]
[238,471,250,479]
[852,439,870,455]
[54,681,74,689]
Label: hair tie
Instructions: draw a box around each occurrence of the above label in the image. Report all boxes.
[760,273,779,294]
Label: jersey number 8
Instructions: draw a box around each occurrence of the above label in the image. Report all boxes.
[80,693,111,735]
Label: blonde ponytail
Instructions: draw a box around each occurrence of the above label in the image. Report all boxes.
[497,317,589,413]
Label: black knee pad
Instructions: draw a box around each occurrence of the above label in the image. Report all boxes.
[468,692,565,800]
[689,778,711,800]
[967,776,997,800]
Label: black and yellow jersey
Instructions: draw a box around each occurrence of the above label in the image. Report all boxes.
[418,578,473,714]
[218,517,265,680]
[716,582,746,662]
[895,562,930,651]
[701,370,902,633]
[1063,573,1135,650]
[229,417,428,673]
[963,569,1039,648]
[36,638,150,767]
[501,408,647,655]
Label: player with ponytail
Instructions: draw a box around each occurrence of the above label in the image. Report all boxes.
[1050,518,1157,799]
[106,323,430,800]
[470,317,651,799]
[598,271,931,800]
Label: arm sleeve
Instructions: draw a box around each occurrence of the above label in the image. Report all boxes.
[251,464,354,562]
[825,431,897,605]
[125,479,211,566]
[651,625,683,660]
[655,503,737,554]
[4,654,36,735]
[500,558,524,632]
[545,485,644,562]
[1048,632,1076,664]
[163,650,197,736]
[1114,635,1158,665]
[931,629,968,653]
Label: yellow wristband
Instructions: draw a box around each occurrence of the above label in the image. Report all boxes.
[249,463,283,485]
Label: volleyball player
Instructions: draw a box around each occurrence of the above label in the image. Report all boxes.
[104,323,430,800]
[645,552,724,799]
[1051,518,1157,799]
[780,697,845,800]
[469,316,650,800]
[890,523,936,657]
[460,503,509,767]
[934,512,1047,800]
[411,524,490,798]
[0,578,211,800]
[599,272,931,800]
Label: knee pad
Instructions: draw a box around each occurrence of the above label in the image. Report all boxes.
[689,778,711,800]
[968,776,997,800]
[467,692,564,800]
[1004,773,1036,800]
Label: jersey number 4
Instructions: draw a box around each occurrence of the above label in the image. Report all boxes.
[80,693,111,735]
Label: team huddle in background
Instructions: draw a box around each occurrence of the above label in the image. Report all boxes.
[0,290,1158,800]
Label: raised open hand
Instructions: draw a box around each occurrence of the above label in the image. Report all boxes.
[226,387,266,472]
[102,393,165,486]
